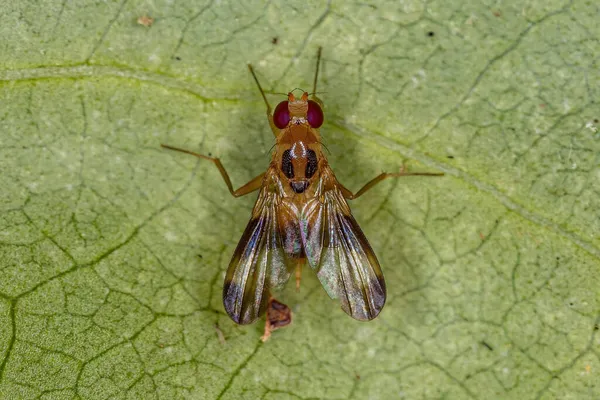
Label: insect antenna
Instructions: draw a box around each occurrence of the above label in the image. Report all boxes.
[311,47,322,99]
[289,88,306,94]
[247,64,272,113]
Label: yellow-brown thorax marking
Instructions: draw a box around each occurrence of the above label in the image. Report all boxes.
[275,116,322,200]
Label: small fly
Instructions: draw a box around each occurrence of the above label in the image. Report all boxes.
[162,48,442,331]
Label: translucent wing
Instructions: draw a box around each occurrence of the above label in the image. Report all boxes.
[301,167,386,320]
[223,169,295,324]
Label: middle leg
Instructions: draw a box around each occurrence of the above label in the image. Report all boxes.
[340,165,444,200]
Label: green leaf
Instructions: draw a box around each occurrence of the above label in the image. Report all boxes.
[1,0,598,399]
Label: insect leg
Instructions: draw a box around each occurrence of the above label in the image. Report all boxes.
[161,144,265,197]
[340,167,444,200]
[247,64,279,137]
[295,260,303,291]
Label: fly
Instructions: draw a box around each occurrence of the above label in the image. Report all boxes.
[161,48,443,335]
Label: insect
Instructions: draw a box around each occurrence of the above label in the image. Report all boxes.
[162,48,442,327]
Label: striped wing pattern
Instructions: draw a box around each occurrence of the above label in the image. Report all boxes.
[301,168,386,320]
[223,165,385,323]
[222,170,294,324]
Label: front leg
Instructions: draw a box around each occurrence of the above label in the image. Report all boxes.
[161,144,265,197]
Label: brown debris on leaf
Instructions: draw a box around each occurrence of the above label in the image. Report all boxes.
[214,323,226,345]
[260,298,292,342]
[137,15,154,27]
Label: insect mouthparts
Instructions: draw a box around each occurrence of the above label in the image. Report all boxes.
[292,117,306,125]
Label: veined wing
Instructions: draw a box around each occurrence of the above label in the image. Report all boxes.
[301,167,386,320]
[223,168,296,324]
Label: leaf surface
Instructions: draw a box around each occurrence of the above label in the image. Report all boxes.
[0,1,598,399]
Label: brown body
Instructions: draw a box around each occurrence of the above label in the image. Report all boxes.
[222,90,387,325]
[161,48,442,333]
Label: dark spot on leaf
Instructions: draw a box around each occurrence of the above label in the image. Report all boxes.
[481,341,493,351]
[594,324,599,331]
[272,37,278,45]
[594,119,599,123]
[175,56,182,61]
[197,254,203,259]
[493,11,501,17]
[447,155,454,159]
[427,31,435,37]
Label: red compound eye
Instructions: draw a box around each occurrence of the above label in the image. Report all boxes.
[273,101,290,129]
[307,100,324,128]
